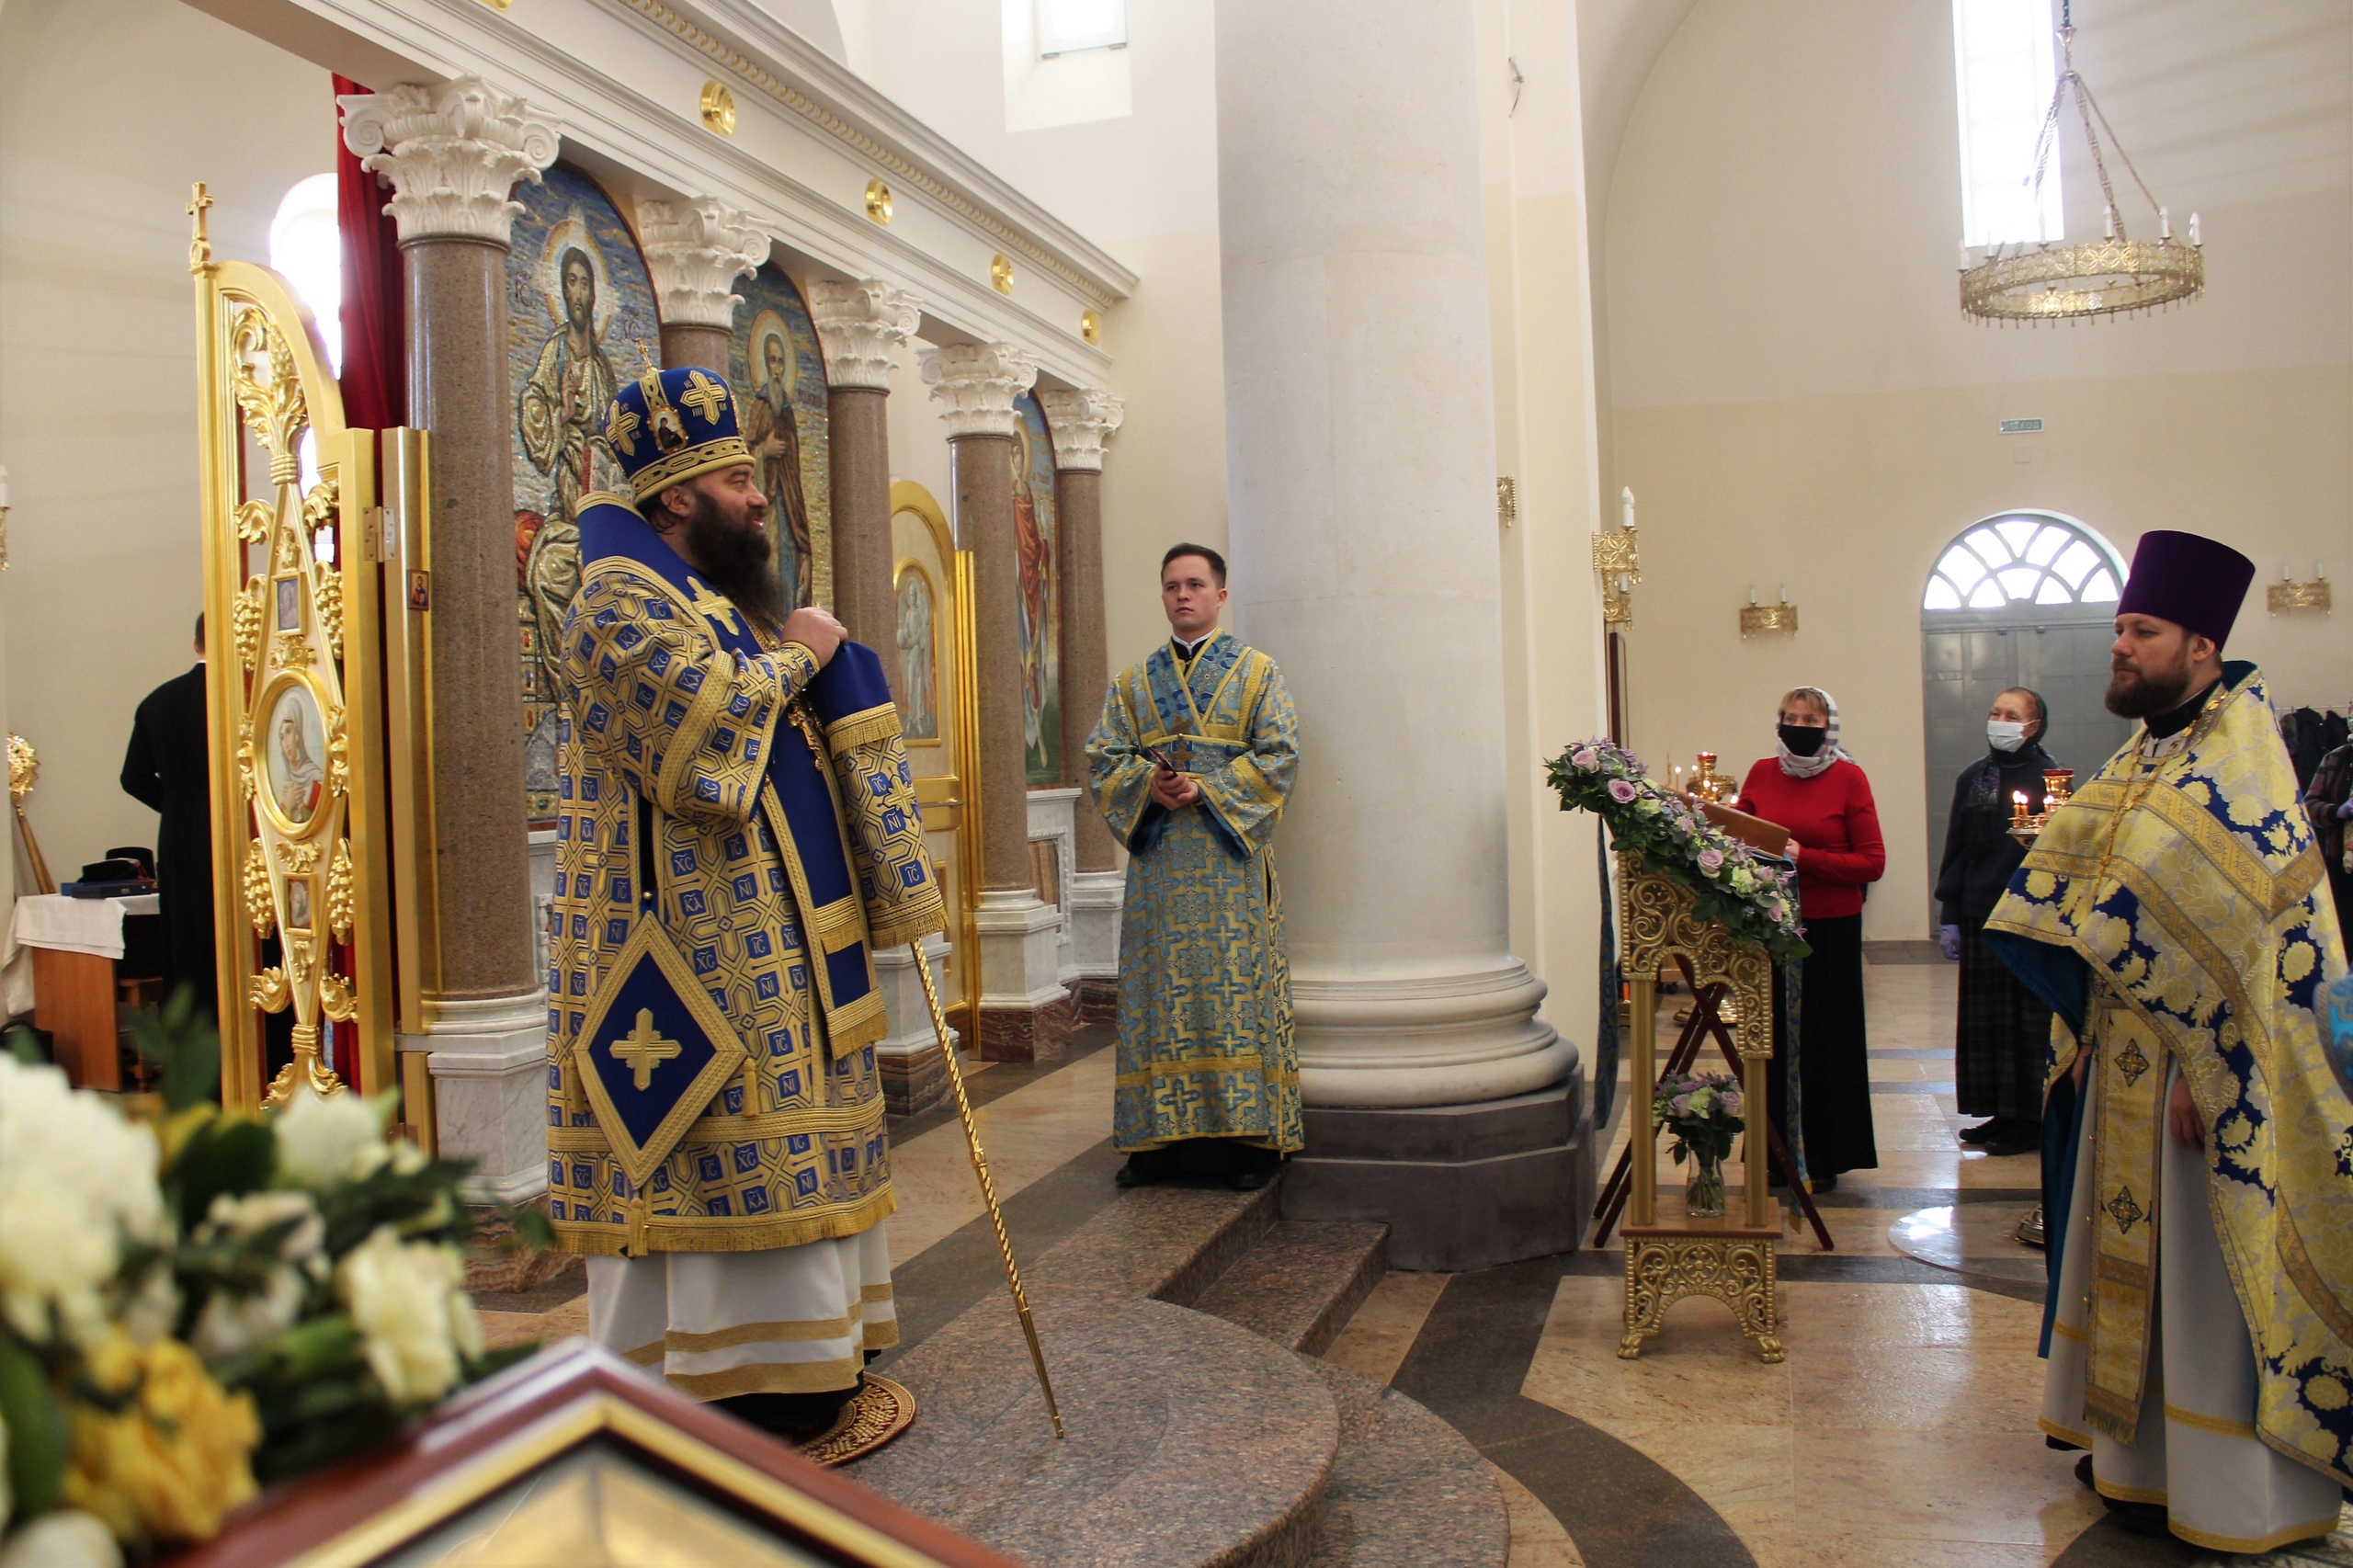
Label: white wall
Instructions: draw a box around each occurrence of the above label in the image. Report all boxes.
[1604,0,2353,939]
[0,0,331,876]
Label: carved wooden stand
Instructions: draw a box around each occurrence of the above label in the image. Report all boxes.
[1615,852,1785,1363]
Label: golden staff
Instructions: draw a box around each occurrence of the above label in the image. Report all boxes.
[909,942,1064,1439]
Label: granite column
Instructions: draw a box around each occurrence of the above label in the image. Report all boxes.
[1212,0,1582,1267]
[1039,387,1124,1025]
[637,198,768,378]
[812,280,946,1111]
[923,343,1069,1062]
[341,78,560,1201]
[809,279,921,680]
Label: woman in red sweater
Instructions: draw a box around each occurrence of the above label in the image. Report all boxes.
[1738,686,1885,1189]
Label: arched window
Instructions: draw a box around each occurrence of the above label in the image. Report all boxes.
[269,173,342,373]
[1922,513,2122,611]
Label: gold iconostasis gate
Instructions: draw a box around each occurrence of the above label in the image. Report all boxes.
[190,184,431,1118]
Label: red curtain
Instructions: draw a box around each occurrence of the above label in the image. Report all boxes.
[334,74,406,430]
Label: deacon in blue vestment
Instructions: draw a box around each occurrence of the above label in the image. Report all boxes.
[1086,543,1302,1190]
[546,367,947,1441]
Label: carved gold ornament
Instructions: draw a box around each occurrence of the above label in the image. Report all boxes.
[235,499,273,543]
[1621,1234,1783,1363]
[234,581,266,671]
[327,841,356,938]
[864,178,892,226]
[1079,309,1099,346]
[6,733,35,802]
[699,80,737,136]
[313,569,344,658]
[249,966,290,1011]
[244,842,277,937]
[990,254,1014,295]
[229,306,309,484]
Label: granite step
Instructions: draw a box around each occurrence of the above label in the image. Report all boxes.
[1192,1221,1390,1356]
[1303,1360,1508,1568]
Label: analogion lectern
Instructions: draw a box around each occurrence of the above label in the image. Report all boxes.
[1616,852,1785,1363]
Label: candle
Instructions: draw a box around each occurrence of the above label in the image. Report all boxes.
[1959,242,1972,271]
[1621,486,1636,532]
[2286,561,2296,582]
[1747,585,1758,605]
[2012,790,2029,824]
[2159,207,2172,241]
[0,465,9,510]
[2188,212,2201,246]
[2102,204,2115,240]
[2319,562,2329,581]
[1778,583,1788,604]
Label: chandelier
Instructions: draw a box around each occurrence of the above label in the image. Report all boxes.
[1959,4,2202,325]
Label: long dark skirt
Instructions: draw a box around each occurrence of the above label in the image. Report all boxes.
[1955,918,2052,1122]
[1767,913,1876,1177]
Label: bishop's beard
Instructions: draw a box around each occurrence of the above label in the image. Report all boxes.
[674,489,786,634]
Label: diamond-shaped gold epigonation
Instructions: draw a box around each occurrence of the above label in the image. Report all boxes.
[2105,1186,2146,1234]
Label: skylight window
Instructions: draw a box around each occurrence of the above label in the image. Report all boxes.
[1952,0,2063,246]
[269,173,343,373]
[1035,0,1124,57]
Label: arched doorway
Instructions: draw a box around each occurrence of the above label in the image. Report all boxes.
[1919,513,2133,923]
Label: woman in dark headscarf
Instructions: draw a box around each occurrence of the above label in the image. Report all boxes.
[1934,687,2055,1159]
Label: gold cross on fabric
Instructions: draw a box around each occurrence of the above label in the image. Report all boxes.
[611,1008,682,1090]
[608,401,642,456]
[688,578,744,634]
[681,369,730,425]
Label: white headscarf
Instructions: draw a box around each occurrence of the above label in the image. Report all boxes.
[1776,686,1854,780]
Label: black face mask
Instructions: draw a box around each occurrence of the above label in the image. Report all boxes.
[1778,723,1828,757]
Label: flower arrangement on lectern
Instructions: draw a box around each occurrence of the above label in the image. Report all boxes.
[1653,1072,1745,1219]
[1545,739,1810,962]
[0,993,547,1563]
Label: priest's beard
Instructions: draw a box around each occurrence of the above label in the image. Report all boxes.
[672,488,785,634]
[2105,644,2196,719]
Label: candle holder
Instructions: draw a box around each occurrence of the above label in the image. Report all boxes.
[1688,752,1733,805]
[2007,768,2075,845]
[1738,600,1797,637]
[2268,578,2332,614]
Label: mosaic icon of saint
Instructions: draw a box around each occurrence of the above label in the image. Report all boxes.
[1012,424,1052,758]
[743,322,815,608]
[896,569,938,741]
[275,710,324,825]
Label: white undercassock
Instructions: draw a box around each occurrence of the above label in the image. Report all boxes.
[2042,1062,2343,1554]
[585,1227,896,1398]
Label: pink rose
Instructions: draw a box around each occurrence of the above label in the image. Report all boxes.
[1608,778,1637,803]
[1572,747,1599,769]
[1698,847,1724,875]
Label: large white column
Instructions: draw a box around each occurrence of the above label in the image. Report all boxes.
[1214,0,1569,1110]
[635,197,769,372]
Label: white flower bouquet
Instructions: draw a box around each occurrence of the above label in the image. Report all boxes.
[0,993,547,1560]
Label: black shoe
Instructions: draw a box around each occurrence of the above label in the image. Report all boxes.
[2048,1435,2083,1452]
[716,1379,860,1443]
[2075,1454,2095,1489]
[1983,1125,2042,1158]
[1116,1149,1173,1187]
[1809,1173,1837,1194]
[1959,1118,2004,1144]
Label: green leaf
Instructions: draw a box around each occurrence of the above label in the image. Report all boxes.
[172,1116,278,1233]
[0,1333,69,1519]
[2,1023,43,1068]
[126,984,223,1111]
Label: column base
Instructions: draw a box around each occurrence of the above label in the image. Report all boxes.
[972,889,1070,1063]
[1066,867,1123,1028]
[407,990,551,1206]
[874,937,955,1117]
[1279,1074,1595,1271]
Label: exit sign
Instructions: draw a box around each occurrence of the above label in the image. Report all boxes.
[1998,417,2045,434]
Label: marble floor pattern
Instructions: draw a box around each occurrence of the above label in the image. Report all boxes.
[474,970,2353,1566]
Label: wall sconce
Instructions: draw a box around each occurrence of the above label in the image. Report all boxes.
[1739,584,1797,637]
[0,464,11,570]
[2268,562,2332,614]
[1496,475,1518,528]
[1593,486,1641,626]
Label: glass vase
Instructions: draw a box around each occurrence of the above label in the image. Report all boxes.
[1686,1153,1727,1219]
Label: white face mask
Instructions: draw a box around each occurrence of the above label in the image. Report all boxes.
[1987,720,2030,753]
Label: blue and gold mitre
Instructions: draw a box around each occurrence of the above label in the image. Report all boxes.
[604,365,751,504]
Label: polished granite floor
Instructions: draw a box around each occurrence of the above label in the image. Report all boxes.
[474,966,2353,1567]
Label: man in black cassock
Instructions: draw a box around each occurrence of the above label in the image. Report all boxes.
[120,614,216,1017]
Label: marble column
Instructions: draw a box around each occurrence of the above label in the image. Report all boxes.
[1038,387,1124,1026]
[342,78,559,1202]
[810,279,943,1112]
[1212,0,1583,1268]
[922,343,1070,1062]
[809,279,921,678]
[637,198,768,376]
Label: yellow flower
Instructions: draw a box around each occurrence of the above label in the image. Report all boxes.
[61,1336,260,1544]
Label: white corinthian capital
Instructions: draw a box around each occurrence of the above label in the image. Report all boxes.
[918,342,1038,439]
[338,78,562,246]
[1037,388,1124,472]
[807,279,923,392]
[636,199,771,329]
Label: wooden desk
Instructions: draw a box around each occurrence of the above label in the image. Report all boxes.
[15,893,163,1091]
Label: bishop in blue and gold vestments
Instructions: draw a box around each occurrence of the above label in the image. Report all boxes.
[546,367,945,1434]
[1086,544,1302,1189]
[1987,531,2353,1552]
